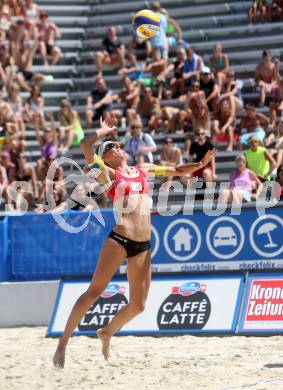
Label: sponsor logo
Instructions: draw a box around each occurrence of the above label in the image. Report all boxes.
[157,282,211,330]
[172,282,206,296]
[79,283,128,331]
[245,279,283,323]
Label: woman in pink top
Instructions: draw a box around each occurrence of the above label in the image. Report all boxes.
[220,154,262,204]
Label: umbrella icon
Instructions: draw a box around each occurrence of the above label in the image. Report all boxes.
[257,222,278,248]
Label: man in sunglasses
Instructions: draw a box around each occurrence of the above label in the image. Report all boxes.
[189,129,217,184]
[124,121,157,165]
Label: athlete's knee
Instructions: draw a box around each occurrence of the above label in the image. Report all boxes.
[128,301,146,315]
[86,285,105,300]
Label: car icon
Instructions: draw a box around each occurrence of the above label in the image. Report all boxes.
[213,226,237,247]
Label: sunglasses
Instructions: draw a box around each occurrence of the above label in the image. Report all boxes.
[104,143,120,153]
[249,139,258,144]
[192,84,200,88]
[196,132,205,136]
[131,126,141,129]
[165,140,173,144]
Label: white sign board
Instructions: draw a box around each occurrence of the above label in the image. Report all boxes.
[48,275,244,336]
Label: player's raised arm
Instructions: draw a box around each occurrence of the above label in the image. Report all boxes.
[140,149,216,177]
[80,117,116,181]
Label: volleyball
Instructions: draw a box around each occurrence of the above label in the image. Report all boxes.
[132,9,160,40]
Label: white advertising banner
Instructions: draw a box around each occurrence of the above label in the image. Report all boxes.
[48,275,244,336]
[239,274,283,333]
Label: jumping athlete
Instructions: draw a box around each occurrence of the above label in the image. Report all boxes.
[53,117,216,368]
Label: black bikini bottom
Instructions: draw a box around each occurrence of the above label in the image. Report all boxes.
[108,230,151,258]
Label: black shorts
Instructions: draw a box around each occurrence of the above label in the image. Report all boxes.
[46,43,54,55]
[108,230,150,258]
[22,71,34,81]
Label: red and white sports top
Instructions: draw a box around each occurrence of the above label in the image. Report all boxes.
[108,167,149,201]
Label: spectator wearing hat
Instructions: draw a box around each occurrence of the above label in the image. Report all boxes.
[37,12,61,66]
[95,26,125,77]
[200,66,219,113]
[124,121,157,164]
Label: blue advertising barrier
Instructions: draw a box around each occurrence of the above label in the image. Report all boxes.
[8,210,116,280]
[0,218,9,281]
[3,205,283,281]
[148,208,283,274]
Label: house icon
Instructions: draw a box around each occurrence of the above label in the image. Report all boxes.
[172,227,193,252]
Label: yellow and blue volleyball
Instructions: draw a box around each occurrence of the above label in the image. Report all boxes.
[132,9,160,40]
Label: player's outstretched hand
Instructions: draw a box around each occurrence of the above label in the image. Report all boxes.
[202,148,216,166]
[100,115,118,133]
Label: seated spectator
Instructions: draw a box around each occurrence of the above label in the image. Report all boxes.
[145,49,167,99]
[265,119,283,166]
[238,103,270,146]
[209,43,230,91]
[268,0,283,22]
[275,163,283,200]
[255,49,280,106]
[16,34,52,92]
[182,47,202,89]
[160,136,183,189]
[113,76,140,126]
[0,150,15,183]
[118,53,145,83]
[248,0,268,24]
[124,120,157,164]
[6,83,25,136]
[137,86,162,133]
[150,2,168,60]
[59,99,84,154]
[200,66,219,113]
[269,98,283,127]
[164,47,186,98]
[184,84,211,135]
[85,77,113,128]
[0,158,9,203]
[15,153,38,208]
[219,154,262,204]
[6,134,26,167]
[219,70,244,111]
[35,111,57,171]
[188,129,216,184]
[245,136,276,180]
[23,0,40,38]
[37,12,61,66]
[162,105,188,133]
[212,96,236,151]
[24,85,45,127]
[0,5,12,32]
[95,26,125,77]
[127,35,151,59]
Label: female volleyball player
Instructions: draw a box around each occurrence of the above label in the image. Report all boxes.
[53,117,216,368]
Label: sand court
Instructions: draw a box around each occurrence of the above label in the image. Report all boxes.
[0,327,283,390]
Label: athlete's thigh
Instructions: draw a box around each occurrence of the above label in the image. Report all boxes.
[89,238,127,290]
[127,249,151,304]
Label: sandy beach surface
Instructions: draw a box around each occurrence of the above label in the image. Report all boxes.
[0,327,282,390]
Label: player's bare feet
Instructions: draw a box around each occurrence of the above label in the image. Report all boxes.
[97,329,111,361]
[53,345,66,369]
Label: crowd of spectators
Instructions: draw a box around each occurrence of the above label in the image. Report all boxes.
[0,0,283,213]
